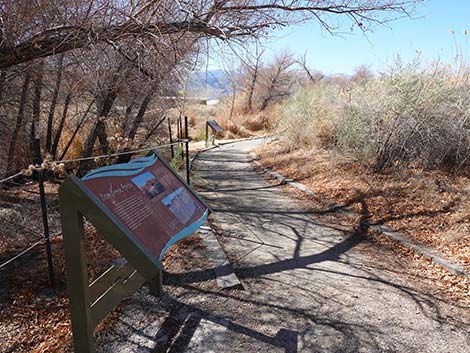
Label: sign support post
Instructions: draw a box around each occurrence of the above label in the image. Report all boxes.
[60,177,161,353]
[61,205,94,353]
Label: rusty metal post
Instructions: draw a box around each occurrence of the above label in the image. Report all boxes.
[32,121,56,286]
[168,117,174,159]
[184,116,190,185]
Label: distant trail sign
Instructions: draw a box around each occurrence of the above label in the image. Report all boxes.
[59,153,210,353]
[206,119,223,146]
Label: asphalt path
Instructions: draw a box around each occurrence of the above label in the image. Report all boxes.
[99,138,470,353]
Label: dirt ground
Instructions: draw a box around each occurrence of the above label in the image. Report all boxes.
[0,176,202,353]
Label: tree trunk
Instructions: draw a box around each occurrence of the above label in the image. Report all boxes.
[128,93,153,141]
[96,119,109,154]
[117,93,153,163]
[246,66,258,112]
[259,96,270,111]
[142,115,166,144]
[4,71,31,177]
[229,82,236,121]
[78,91,116,175]
[45,54,64,152]
[51,92,71,158]
[29,62,44,160]
[0,70,6,107]
[122,103,134,135]
[81,92,115,157]
[246,50,262,112]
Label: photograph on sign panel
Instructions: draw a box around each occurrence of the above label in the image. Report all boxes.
[131,171,165,200]
[161,187,197,224]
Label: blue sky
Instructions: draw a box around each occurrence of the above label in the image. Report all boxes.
[210,0,470,75]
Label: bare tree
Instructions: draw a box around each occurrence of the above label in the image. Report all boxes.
[51,92,72,158]
[45,54,65,153]
[0,1,417,69]
[0,70,6,106]
[351,64,373,84]
[0,0,419,176]
[29,61,44,163]
[259,51,296,111]
[4,71,31,176]
[59,98,95,160]
[244,46,264,113]
[297,52,324,84]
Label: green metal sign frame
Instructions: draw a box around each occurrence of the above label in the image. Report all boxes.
[59,152,210,353]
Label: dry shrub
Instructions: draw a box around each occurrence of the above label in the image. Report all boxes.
[222,119,252,138]
[277,82,341,149]
[243,113,273,131]
[188,114,196,127]
[278,59,470,173]
[57,127,84,159]
[185,102,217,119]
[212,92,278,137]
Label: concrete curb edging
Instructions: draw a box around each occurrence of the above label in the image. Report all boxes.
[199,225,242,289]
[250,153,470,278]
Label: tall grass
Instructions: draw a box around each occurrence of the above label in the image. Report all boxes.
[278,60,470,172]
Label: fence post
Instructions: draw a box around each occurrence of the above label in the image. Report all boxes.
[167,117,174,159]
[32,121,56,286]
[177,113,181,139]
[184,116,190,185]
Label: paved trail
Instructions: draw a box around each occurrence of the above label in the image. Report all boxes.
[100,139,470,353]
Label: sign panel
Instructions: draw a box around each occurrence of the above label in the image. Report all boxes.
[207,119,223,133]
[81,154,208,262]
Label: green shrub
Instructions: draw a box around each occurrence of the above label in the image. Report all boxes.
[277,83,342,149]
[278,59,470,172]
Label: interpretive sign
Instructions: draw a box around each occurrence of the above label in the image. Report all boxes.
[82,154,208,262]
[59,152,210,353]
[207,119,223,133]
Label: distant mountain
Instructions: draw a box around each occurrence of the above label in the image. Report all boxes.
[187,70,232,98]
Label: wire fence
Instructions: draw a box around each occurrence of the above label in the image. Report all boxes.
[0,132,191,274]
[0,139,189,184]
[0,171,23,184]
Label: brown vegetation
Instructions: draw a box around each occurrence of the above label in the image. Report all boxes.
[257,143,470,272]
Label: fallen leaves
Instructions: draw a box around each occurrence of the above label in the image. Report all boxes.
[256,143,470,303]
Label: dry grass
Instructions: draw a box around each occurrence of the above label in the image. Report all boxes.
[180,100,275,142]
[0,228,122,353]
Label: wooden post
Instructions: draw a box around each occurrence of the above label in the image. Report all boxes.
[148,269,163,296]
[60,204,94,353]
